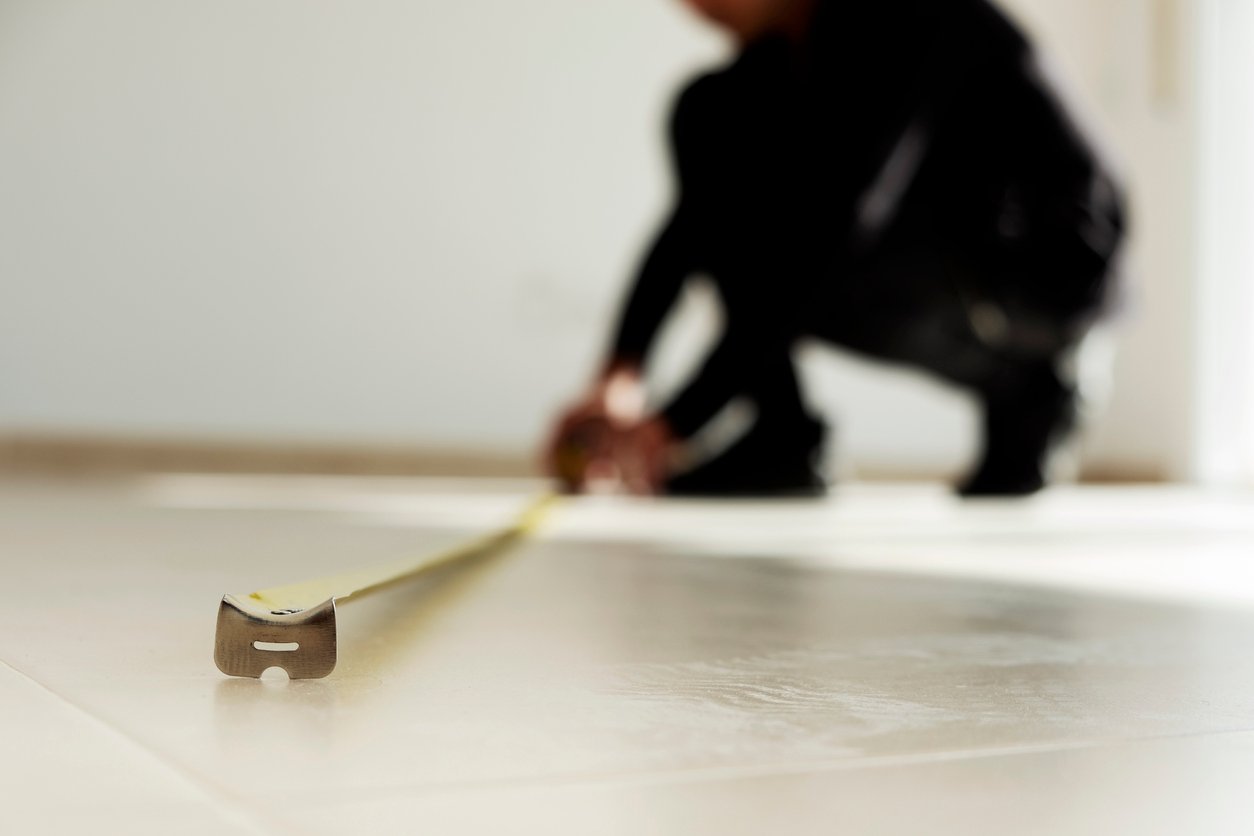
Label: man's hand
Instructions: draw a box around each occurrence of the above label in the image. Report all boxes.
[544,364,675,494]
[610,416,676,496]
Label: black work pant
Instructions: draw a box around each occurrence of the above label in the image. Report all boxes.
[715,239,1115,428]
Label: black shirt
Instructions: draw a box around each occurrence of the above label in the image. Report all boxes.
[609,0,1123,437]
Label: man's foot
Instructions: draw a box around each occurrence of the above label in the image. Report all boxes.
[666,413,828,498]
[958,363,1077,498]
[957,464,1047,497]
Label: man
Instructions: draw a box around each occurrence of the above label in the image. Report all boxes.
[547,0,1126,497]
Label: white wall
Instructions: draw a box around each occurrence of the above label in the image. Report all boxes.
[990,0,1201,480]
[0,0,1213,479]
[1195,0,1254,484]
[0,0,724,451]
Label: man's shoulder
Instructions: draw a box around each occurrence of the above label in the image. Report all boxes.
[668,66,738,142]
[811,0,1028,53]
[675,67,733,111]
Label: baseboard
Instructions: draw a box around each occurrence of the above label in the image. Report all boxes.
[0,433,1165,484]
[0,433,536,478]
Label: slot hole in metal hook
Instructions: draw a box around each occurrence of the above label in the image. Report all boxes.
[253,641,300,652]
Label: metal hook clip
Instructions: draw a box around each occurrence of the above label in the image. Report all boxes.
[214,595,337,679]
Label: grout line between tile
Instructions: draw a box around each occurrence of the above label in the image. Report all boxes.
[0,656,280,836]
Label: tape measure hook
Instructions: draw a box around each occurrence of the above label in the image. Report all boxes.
[214,595,338,679]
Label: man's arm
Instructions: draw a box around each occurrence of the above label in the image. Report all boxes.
[603,199,698,375]
[602,72,722,377]
[543,80,711,491]
[659,325,798,440]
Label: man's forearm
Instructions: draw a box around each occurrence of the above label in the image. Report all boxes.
[605,203,696,370]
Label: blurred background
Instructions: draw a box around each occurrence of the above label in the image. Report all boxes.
[1,0,1251,485]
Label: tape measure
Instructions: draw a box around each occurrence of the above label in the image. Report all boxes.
[213,493,559,679]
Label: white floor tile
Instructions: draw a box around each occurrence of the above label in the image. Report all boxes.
[0,661,264,835]
[3,476,1254,833]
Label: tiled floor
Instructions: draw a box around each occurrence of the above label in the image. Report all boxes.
[3,475,1254,834]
